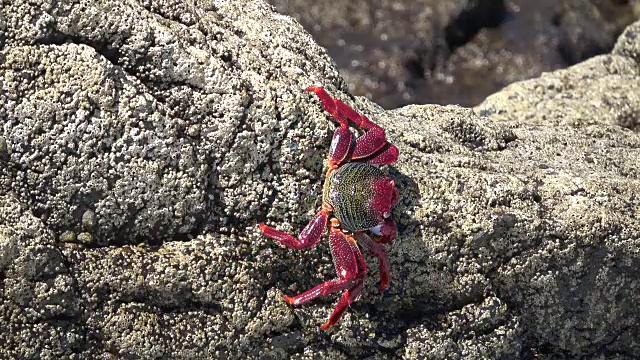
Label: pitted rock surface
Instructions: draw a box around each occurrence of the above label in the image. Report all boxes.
[1,1,640,358]
[1,0,339,244]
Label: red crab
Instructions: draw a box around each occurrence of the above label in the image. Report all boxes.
[259,86,399,330]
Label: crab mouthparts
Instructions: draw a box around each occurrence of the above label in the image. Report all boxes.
[369,224,384,235]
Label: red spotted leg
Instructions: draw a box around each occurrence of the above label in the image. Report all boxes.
[305,86,399,166]
[366,144,399,166]
[326,113,353,170]
[320,230,368,330]
[259,207,329,250]
[278,220,366,330]
[358,234,390,292]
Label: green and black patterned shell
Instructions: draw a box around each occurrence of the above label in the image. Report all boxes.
[323,162,386,232]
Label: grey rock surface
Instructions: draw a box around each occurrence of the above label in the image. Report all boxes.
[1,0,639,359]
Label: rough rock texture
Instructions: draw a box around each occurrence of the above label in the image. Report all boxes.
[268,0,640,108]
[0,0,338,245]
[1,0,640,359]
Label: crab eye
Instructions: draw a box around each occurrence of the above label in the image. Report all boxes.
[383,211,390,219]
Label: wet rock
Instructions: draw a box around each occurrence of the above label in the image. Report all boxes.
[268,0,639,108]
[554,0,639,64]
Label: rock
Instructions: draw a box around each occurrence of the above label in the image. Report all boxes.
[76,232,94,245]
[0,194,81,359]
[614,19,640,64]
[268,0,503,108]
[1,0,640,359]
[268,0,639,108]
[554,0,638,64]
[0,0,338,245]
[476,48,640,130]
[0,136,7,157]
[58,230,76,243]
[81,210,96,231]
[403,297,522,358]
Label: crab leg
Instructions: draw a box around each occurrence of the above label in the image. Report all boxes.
[282,226,359,304]
[280,225,367,330]
[259,209,329,250]
[320,280,364,330]
[358,234,390,292]
[320,230,368,330]
[306,86,381,131]
[283,278,354,306]
[306,86,354,166]
[328,123,354,166]
[305,86,398,164]
[351,127,387,160]
[366,144,399,165]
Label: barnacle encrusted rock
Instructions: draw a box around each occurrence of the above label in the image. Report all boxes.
[1,0,639,358]
[0,0,338,245]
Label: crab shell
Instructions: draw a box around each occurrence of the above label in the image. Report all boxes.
[323,162,398,243]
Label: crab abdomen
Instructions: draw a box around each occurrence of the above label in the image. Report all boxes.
[323,162,389,232]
